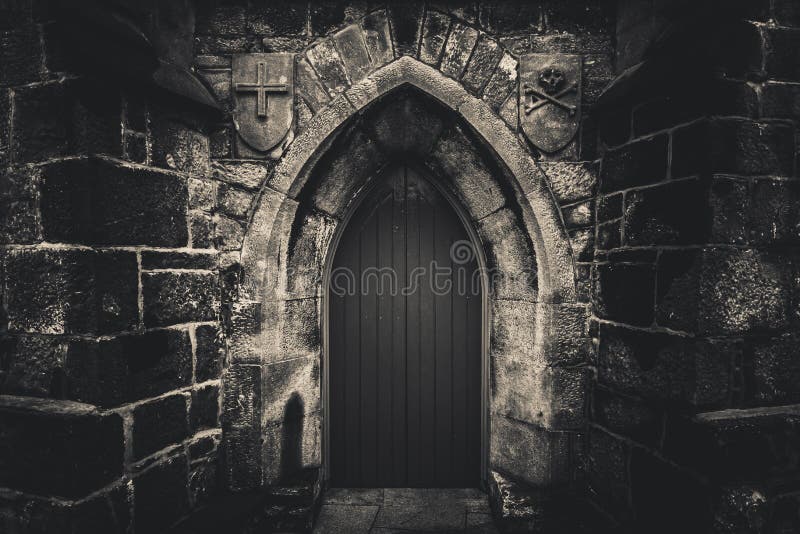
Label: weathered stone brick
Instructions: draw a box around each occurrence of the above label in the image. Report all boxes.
[40,158,188,247]
[440,23,479,79]
[593,387,662,446]
[539,161,598,204]
[216,182,253,220]
[133,393,189,460]
[192,384,220,431]
[222,364,261,432]
[191,212,214,249]
[749,333,800,404]
[261,411,321,483]
[596,193,622,222]
[1,335,67,398]
[491,417,573,487]
[296,57,331,113]
[63,329,192,407]
[388,3,423,56]
[749,178,800,245]
[762,82,800,121]
[656,248,791,335]
[194,35,252,55]
[70,484,133,534]
[143,271,219,327]
[569,227,595,262]
[213,214,245,251]
[597,324,736,406]
[247,1,307,36]
[765,27,800,82]
[196,324,223,382]
[212,160,271,191]
[367,94,442,156]
[596,220,621,251]
[425,125,505,220]
[307,39,350,95]
[263,356,320,424]
[587,428,631,522]
[709,176,749,245]
[0,25,42,87]
[477,209,538,302]
[195,4,246,35]
[0,397,123,498]
[309,2,348,36]
[672,119,795,178]
[133,454,190,533]
[562,199,593,228]
[419,9,450,65]
[150,117,210,176]
[462,34,503,94]
[4,248,138,335]
[361,9,394,67]
[332,25,372,83]
[593,262,655,327]
[141,251,217,271]
[478,1,543,33]
[197,68,232,109]
[599,134,668,193]
[482,53,517,111]
[623,178,710,246]
[284,211,336,298]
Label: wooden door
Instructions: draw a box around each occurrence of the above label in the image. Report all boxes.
[329,165,482,488]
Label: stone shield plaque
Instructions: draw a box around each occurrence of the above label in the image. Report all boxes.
[519,54,581,153]
[232,53,294,154]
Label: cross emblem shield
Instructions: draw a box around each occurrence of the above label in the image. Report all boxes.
[519,54,582,153]
[232,53,294,155]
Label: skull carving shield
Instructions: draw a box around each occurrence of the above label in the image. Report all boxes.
[519,54,582,153]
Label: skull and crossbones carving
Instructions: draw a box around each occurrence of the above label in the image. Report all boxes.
[523,67,577,116]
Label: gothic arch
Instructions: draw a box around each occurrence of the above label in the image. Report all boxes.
[228,57,588,492]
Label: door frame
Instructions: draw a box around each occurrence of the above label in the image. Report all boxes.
[321,162,491,488]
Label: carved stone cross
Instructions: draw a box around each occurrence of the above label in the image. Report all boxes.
[234,61,288,118]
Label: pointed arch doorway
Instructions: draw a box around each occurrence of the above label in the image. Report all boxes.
[326,164,485,488]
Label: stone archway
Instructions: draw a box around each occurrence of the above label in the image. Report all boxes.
[226,57,588,494]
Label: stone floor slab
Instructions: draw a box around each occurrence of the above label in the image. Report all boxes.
[373,504,466,530]
[324,487,385,505]
[313,504,379,533]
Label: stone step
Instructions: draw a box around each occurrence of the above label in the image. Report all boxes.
[488,471,619,534]
[170,468,323,534]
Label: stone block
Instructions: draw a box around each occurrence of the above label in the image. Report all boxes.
[482,52,517,111]
[593,262,655,327]
[263,356,320,424]
[191,211,214,249]
[419,9,450,65]
[623,177,710,246]
[216,182,253,220]
[133,393,189,460]
[307,39,350,96]
[490,417,573,487]
[133,454,190,533]
[440,23,479,79]
[332,25,371,84]
[192,383,220,431]
[0,25,43,87]
[71,483,133,534]
[141,251,217,271]
[263,298,321,365]
[596,220,621,251]
[150,117,210,176]
[196,324,223,382]
[222,364,261,432]
[750,178,800,245]
[309,2,352,36]
[562,199,593,228]
[247,1,307,36]
[296,57,331,113]
[596,193,622,222]
[388,3,423,56]
[765,27,800,82]
[63,329,192,407]
[539,161,597,204]
[284,210,337,298]
[656,248,791,335]
[262,411,322,484]
[188,177,215,212]
[212,160,271,190]
[224,429,262,491]
[426,124,505,220]
[305,128,383,217]
[596,323,736,407]
[586,427,631,522]
[40,158,188,247]
[599,134,668,192]
[477,209,538,302]
[143,271,219,327]
[0,397,124,498]
[593,387,662,446]
[4,248,138,335]
[672,119,795,178]
[749,333,800,404]
[0,335,67,398]
[213,214,245,251]
[360,10,394,67]
[462,35,503,94]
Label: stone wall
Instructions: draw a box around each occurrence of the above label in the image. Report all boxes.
[587,1,800,531]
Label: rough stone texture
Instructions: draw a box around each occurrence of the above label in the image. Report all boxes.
[388,3,423,56]
[133,393,189,460]
[332,25,372,84]
[4,248,138,335]
[262,412,321,484]
[133,454,190,533]
[307,39,350,95]
[478,209,538,302]
[195,324,223,382]
[263,298,321,365]
[440,23,479,80]
[143,271,220,327]
[0,398,124,498]
[419,9,450,65]
[462,35,503,94]
[296,57,331,113]
[539,161,597,204]
[600,134,668,193]
[750,333,800,404]
[360,10,394,67]
[593,262,655,327]
[482,52,517,111]
[263,356,320,424]
[192,384,220,431]
[490,416,573,487]
[40,158,189,247]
